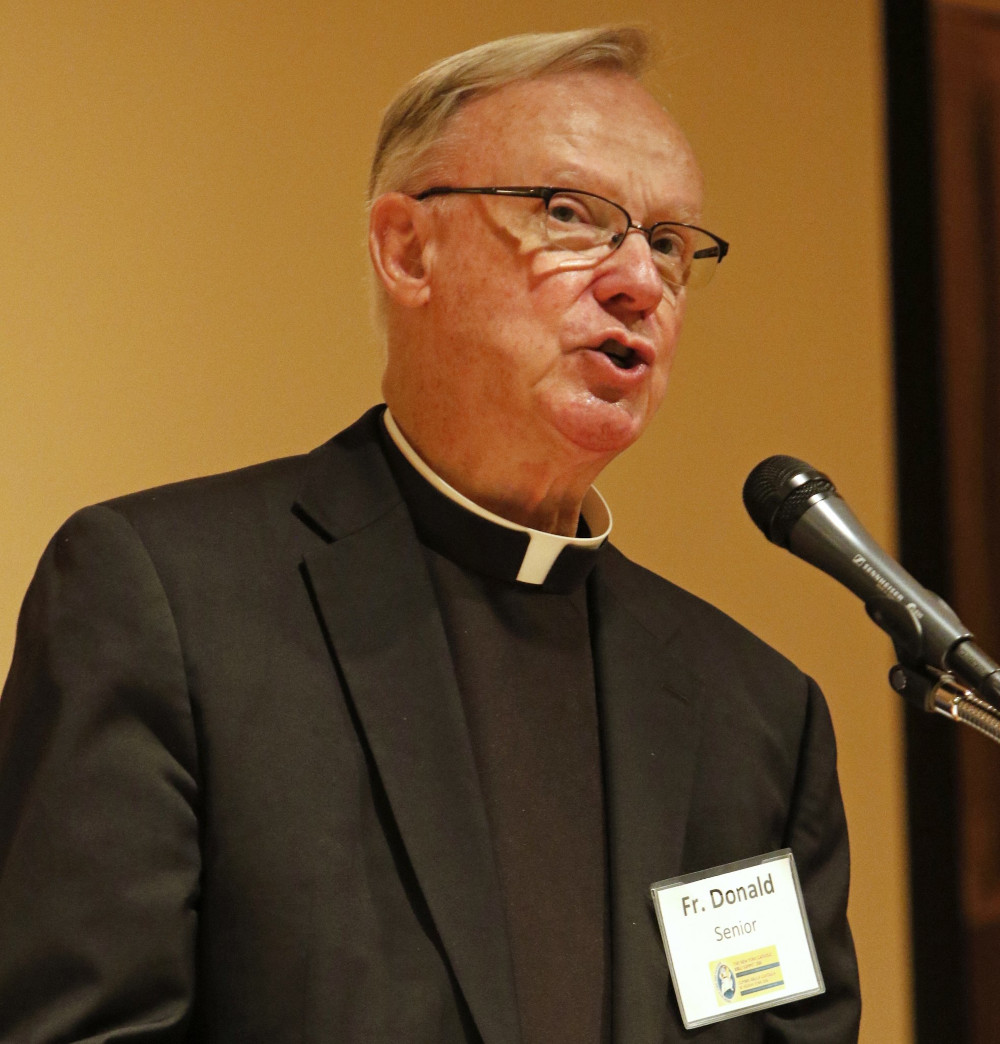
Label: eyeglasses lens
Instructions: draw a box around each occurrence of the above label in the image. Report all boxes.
[541,191,720,288]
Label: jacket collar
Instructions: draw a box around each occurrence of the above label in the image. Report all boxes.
[293,407,704,1042]
[295,407,521,1043]
[588,548,707,1038]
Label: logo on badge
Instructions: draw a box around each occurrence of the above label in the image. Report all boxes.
[714,962,737,1002]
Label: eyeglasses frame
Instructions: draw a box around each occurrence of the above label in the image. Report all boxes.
[410,185,730,287]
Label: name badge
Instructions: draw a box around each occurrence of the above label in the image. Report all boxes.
[650,849,823,1029]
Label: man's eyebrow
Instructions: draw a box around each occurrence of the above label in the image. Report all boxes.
[547,174,703,224]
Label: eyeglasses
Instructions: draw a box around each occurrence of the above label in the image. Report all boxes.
[412,185,729,289]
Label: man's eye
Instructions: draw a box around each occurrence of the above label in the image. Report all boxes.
[650,231,685,257]
[549,205,580,223]
[547,197,593,225]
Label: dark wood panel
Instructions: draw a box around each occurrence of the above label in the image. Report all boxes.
[933,5,1000,1041]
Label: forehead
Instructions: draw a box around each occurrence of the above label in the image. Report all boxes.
[437,69,703,219]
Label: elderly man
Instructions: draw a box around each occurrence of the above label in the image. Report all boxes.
[0,26,860,1043]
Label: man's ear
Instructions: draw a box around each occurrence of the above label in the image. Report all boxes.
[368,193,433,308]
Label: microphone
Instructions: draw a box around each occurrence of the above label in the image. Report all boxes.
[742,454,1000,704]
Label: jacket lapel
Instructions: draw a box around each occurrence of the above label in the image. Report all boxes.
[590,550,706,1040]
[294,411,520,1044]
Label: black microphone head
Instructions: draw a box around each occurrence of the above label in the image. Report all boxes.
[743,455,838,547]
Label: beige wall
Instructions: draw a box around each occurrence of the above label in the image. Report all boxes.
[0,2,907,1039]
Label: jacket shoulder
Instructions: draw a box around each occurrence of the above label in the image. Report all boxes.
[597,543,807,693]
[94,406,389,547]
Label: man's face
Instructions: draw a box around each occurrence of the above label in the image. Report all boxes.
[383,69,705,481]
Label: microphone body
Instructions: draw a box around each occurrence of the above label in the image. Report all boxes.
[743,455,1000,704]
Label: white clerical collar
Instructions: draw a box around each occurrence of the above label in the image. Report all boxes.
[382,408,612,586]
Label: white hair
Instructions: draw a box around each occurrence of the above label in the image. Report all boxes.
[368,26,651,202]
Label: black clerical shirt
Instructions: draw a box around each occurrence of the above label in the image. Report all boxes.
[381,413,612,1044]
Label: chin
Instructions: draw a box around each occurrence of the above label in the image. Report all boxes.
[552,401,650,459]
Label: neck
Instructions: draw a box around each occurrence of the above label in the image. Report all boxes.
[384,408,606,536]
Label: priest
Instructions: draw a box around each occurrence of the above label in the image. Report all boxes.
[0,26,860,1043]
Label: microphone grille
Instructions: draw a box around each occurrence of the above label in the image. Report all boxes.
[743,455,837,546]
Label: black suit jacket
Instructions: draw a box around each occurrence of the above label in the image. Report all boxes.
[0,407,860,1042]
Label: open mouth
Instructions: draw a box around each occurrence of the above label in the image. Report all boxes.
[595,338,641,370]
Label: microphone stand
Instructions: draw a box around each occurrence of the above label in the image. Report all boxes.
[889,663,1000,745]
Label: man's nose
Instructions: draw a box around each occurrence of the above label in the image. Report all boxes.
[593,229,667,317]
